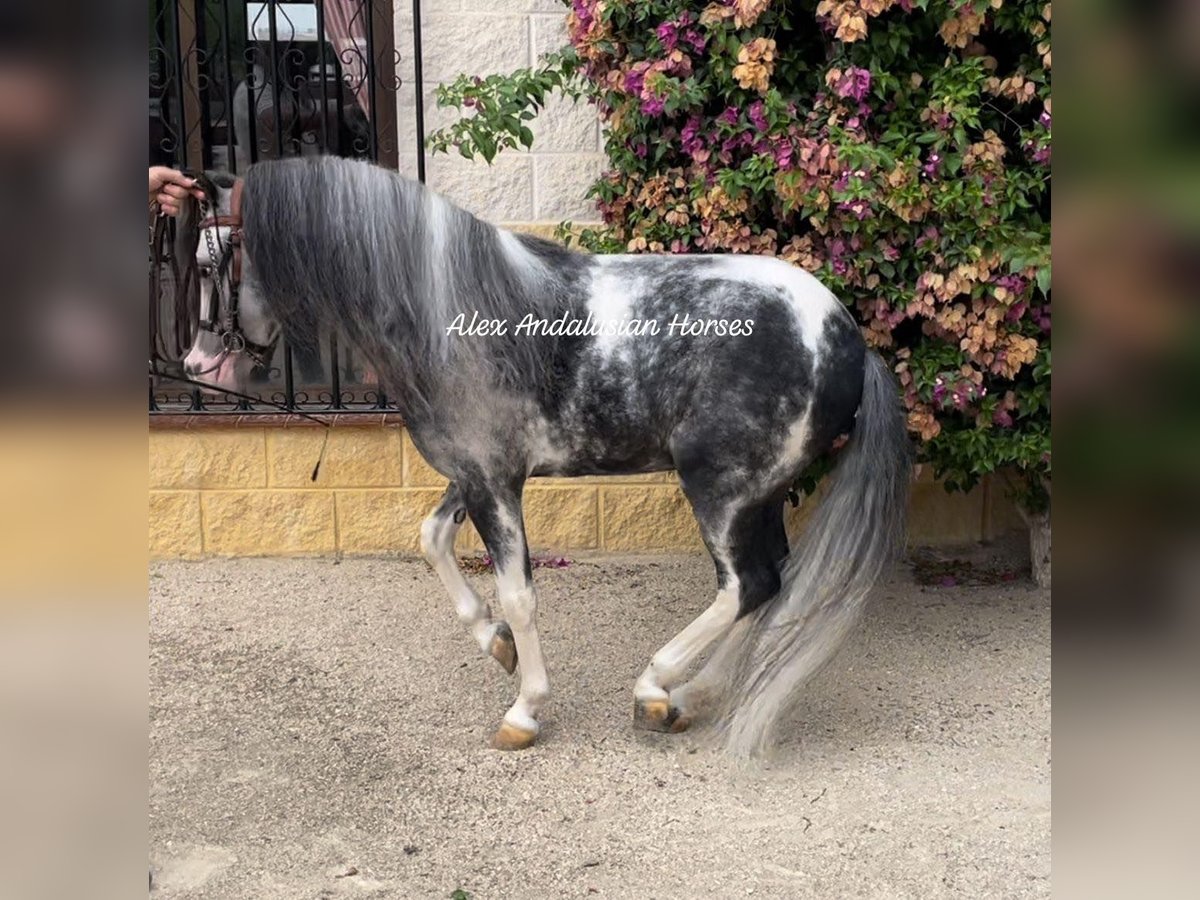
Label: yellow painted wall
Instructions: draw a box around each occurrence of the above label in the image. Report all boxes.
[148,425,1024,559]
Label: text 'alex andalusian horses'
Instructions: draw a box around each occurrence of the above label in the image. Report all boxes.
[178,156,910,756]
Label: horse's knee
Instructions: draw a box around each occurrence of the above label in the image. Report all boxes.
[419,512,446,562]
[498,585,537,630]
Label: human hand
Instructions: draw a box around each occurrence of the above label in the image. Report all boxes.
[149,166,204,216]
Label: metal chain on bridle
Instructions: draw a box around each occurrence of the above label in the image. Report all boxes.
[192,185,277,375]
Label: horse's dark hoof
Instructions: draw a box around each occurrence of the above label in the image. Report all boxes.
[489,622,518,675]
[634,697,691,733]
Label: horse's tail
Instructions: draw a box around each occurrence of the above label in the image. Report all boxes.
[717,350,910,756]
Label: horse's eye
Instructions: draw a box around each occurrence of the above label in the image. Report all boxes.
[198,264,213,278]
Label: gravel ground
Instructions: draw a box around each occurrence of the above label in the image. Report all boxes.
[149,551,1050,899]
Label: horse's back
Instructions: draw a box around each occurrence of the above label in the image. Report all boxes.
[530,253,864,481]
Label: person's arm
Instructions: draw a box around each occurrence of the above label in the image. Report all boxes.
[149,166,203,216]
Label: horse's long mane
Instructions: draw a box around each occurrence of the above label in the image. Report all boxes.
[241,156,578,415]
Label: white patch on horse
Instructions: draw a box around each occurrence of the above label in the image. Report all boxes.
[705,255,840,354]
[585,262,641,360]
[779,405,814,472]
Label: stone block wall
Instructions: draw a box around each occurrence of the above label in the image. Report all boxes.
[148,423,1024,559]
[392,0,605,227]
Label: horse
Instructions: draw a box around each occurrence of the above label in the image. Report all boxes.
[175,156,910,756]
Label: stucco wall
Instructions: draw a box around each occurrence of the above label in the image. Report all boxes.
[392,0,604,226]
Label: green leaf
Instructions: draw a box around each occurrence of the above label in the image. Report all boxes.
[1036,264,1051,296]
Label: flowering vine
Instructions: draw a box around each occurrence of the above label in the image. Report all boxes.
[429,0,1052,511]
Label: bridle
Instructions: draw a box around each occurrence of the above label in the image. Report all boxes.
[148,175,332,481]
[195,177,277,372]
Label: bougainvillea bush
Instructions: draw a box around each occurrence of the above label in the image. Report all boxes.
[429,0,1052,519]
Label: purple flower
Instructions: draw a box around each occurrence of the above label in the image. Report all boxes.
[993,408,1014,428]
[996,274,1027,295]
[1035,305,1052,333]
[838,199,871,220]
[656,21,679,52]
[640,95,665,117]
[748,100,768,133]
[680,115,704,156]
[835,67,872,103]
[922,152,942,178]
[571,0,594,29]
[624,69,645,96]
[717,106,740,127]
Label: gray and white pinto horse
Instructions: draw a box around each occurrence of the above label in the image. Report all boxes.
[180,157,910,756]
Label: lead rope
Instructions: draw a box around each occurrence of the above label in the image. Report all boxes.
[150,365,333,483]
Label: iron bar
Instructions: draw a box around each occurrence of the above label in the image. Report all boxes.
[150,0,409,415]
[412,0,426,182]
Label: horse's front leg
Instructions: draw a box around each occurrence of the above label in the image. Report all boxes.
[465,484,549,751]
[421,483,517,674]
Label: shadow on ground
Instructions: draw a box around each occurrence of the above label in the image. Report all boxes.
[150,551,1050,899]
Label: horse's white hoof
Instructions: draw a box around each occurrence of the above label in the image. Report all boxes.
[490,721,538,751]
[489,622,518,675]
[633,697,691,733]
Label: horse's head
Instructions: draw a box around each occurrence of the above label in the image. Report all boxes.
[178,172,279,392]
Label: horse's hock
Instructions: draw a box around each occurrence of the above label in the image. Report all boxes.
[148,424,1026,559]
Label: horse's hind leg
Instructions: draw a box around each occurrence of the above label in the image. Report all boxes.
[668,502,788,721]
[421,483,517,674]
[633,496,785,733]
[463,484,550,751]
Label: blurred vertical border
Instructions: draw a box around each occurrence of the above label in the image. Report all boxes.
[0,2,147,898]
[1055,0,1200,896]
